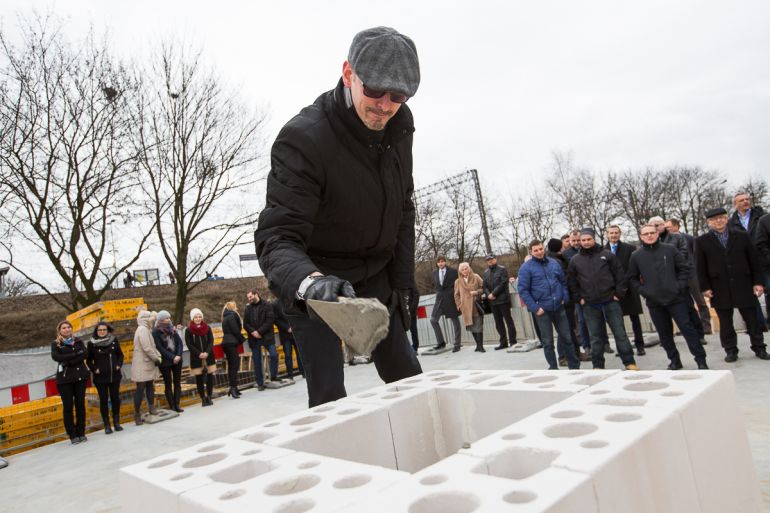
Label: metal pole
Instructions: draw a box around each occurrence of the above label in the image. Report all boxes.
[470,169,493,255]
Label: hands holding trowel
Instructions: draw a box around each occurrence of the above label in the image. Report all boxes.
[302,274,356,302]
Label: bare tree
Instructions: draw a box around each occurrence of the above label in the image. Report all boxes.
[0,273,36,297]
[612,167,668,236]
[733,176,769,210]
[664,167,729,235]
[0,14,153,311]
[134,42,268,322]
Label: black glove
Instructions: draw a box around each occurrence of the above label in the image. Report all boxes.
[389,289,412,332]
[304,275,356,302]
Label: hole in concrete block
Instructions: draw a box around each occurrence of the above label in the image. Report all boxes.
[241,431,277,444]
[387,387,400,392]
[420,474,448,485]
[210,460,272,484]
[333,474,372,489]
[426,371,444,377]
[567,371,584,375]
[589,389,610,395]
[593,398,647,407]
[338,408,360,415]
[408,492,481,513]
[543,422,598,438]
[511,372,533,378]
[264,474,321,496]
[538,384,555,389]
[480,446,560,480]
[661,391,684,397]
[264,421,281,427]
[464,374,495,384]
[550,410,583,419]
[182,453,228,468]
[311,405,335,413]
[295,427,312,433]
[523,375,558,384]
[489,381,512,387]
[502,433,525,441]
[503,490,537,504]
[198,444,225,453]
[170,472,192,481]
[381,393,403,400]
[623,373,653,381]
[571,375,610,386]
[470,371,482,375]
[219,489,245,501]
[403,378,422,384]
[273,498,316,513]
[671,374,702,381]
[242,449,262,456]
[581,440,608,449]
[432,375,459,382]
[357,392,376,398]
[623,382,669,392]
[605,413,642,422]
[297,461,320,469]
[290,415,325,426]
[147,458,177,469]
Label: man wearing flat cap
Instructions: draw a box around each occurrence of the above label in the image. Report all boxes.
[694,207,769,362]
[254,27,422,406]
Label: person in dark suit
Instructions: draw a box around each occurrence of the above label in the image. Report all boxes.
[605,225,645,355]
[695,207,769,362]
[430,256,462,351]
[483,254,517,350]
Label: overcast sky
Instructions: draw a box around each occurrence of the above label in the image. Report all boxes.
[3,0,770,288]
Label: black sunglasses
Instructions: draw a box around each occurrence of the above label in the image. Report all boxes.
[362,84,409,104]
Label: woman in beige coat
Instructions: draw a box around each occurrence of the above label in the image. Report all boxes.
[131,310,162,424]
[454,262,486,352]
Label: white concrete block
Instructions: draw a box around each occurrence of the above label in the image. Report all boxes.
[119,438,293,513]
[462,402,700,513]
[227,400,397,469]
[391,369,506,389]
[178,451,408,513]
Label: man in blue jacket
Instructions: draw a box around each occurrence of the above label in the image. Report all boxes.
[518,240,580,369]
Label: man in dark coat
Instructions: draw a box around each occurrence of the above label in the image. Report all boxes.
[567,228,638,370]
[243,289,279,389]
[628,224,708,369]
[547,238,585,361]
[483,254,517,350]
[430,256,461,351]
[605,225,645,355]
[253,27,422,406]
[730,192,769,329]
[272,298,303,380]
[695,207,769,362]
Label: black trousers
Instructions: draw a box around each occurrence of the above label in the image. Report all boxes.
[134,380,155,412]
[94,380,121,419]
[221,343,240,388]
[57,381,87,438]
[648,301,707,363]
[715,306,766,356]
[160,362,183,407]
[629,314,645,348]
[195,372,214,399]
[562,303,582,357]
[279,332,304,379]
[288,308,422,407]
[490,303,516,345]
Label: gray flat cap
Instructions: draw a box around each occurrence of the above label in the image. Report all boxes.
[348,26,420,97]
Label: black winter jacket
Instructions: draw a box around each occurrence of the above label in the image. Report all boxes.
[755,213,770,273]
[185,325,215,369]
[51,338,91,385]
[729,205,766,238]
[627,241,690,307]
[254,79,416,309]
[221,310,245,346]
[243,300,275,346]
[567,245,627,304]
[86,336,124,384]
[272,300,292,339]
[152,329,183,368]
[483,264,511,306]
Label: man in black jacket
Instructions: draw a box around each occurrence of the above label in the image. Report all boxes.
[431,256,462,351]
[628,224,708,369]
[605,225,645,355]
[483,254,517,350]
[253,27,422,406]
[695,207,769,362]
[272,298,303,380]
[567,228,638,370]
[243,289,279,390]
[730,192,769,329]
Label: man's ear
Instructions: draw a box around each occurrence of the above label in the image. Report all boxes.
[342,60,353,88]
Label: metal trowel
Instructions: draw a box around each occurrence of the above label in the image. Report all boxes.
[306,297,390,355]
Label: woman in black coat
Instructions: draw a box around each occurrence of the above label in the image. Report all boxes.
[186,308,216,406]
[86,322,124,433]
[51,320,91,444]
[152,310,185,412]
[221,301,245,398]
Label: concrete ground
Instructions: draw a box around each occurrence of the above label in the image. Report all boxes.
[1,332,769,513]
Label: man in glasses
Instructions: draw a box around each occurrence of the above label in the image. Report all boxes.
[254,27,422,406]
[627,224,708,369]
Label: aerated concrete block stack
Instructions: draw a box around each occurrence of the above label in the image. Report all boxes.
[120,369,763,513]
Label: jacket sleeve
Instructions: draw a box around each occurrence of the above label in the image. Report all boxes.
[756,215,770,265]
[517,265,537,312]
[610,254,628,299]
[627,254,643,296]
[50,342,86,364]
[185,330,201,359]
[694,239,711,292]
[492,267,509,296]
[154,331,176,361]
[85,341,96,373]
[567,260,580,302]
[140,329,162,363]
[206,328,214,354]
[243,306,257,334]
[745,234,764,286]
[673,247,691,291]
[454,280,462,310]
[482,272,491,295]
[254,130,327,304]
[257,307,275,338]
[554,264,570,305]
[387,169,416,290]
[114,337,124,367]
[174,333,184,357]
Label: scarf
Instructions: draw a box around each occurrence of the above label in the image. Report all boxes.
[90,335,113,347]
[157,324,176,351]
[188,321,209,337]
[711,229,729,249]
[62,337,74,346]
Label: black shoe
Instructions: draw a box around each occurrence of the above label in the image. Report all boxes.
[755,351,770,360]
[696,360,709,370]
[71,437,80,445]
[113,418,123,432]
[558,356,567,367]
[228,387,241,398]
[173,405,184,413]
[494,344,509,351]
[724,354,738,363]
[78,435,87,443]
[258,385,266,391]
[433,343,446,350]
[699,338,707,345]
[667,359,683,370]
[636,346,646,356]
[104,423,112,435]
[604,344,614,354]
[452,346,461,353]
